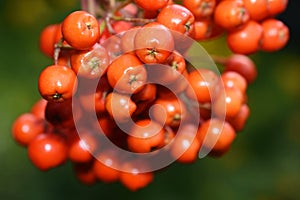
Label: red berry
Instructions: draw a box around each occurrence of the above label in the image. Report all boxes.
[61,11,100,50]
[183,0,216,19]
[157,4,195,36]
[119,160,154,191]
[28,133,68,171]
[12,113,44,146]
[224,54,257,83]
[227,20,263,54]
[197,119,236,156]
[38,65,78,102]
[127,119,165,153]
[243,0,268,21]
[186,69,219,103]
[260,19,289,52]
[134,0,169,11]
[134,22,174,64]
[93,150,120,183]
[214,0,249,30]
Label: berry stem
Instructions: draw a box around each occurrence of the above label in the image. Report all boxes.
[53,38,73,65]
[111,15,155,24]
[81,0,98,17]
[112,0,133,14]
[210,55,228,65]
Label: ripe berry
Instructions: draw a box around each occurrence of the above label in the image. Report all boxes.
[134,0,169,11]
[119,160,154,191]
[260,18,289,52]
[214,0,249,30]
[186,69,218,103]
[12,113,44,146]
[134,22,174,64]
[39,23,61,58]
[61,11,100,50]
[243,0,268,21]
[150,95,186,127]
[93,150,120,183]
[68,133,96,163]
[227,20,263,54]
[192,19,224,41]
[228,104,250,131]
[224,54,257,83]
[183,0,216,19]
[38,65,78,102]
[171,124,200,163]
[213,85,244,118]
[221,71,247,94]
[157,4,195,36]
[107,54,147,94]
[78,75,112,114]
[147,51,186,84]
[105,92,137,123]
[70,43,109,79]
[28,133,68,171]
[30,98,48,119]
[197,119,236,156]
[127,119,165,153]
[121,26,141,54]
[267,0,289,16]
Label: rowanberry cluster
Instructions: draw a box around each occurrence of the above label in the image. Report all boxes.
[12,0,289,191]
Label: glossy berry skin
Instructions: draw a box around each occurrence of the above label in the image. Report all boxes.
[228,104,250,131]
[30,99,48,119]
[121,26,141,54]
[147,51,186,84]
[227,20,263,54]
[134,22,174,64]
[268,0,289,16]
[197,118,236,156]
[107,54,147,94]
[38,65,78,102]
[221,71,247,94]
[224,54,257,83]
[78,75,112,114]
[150,95,186,127]
[12,113,44,146]
[132,83,157,103]
[39,23,61,58]
[260,19,289,52]
[157,4,195,36]
[134,0,169,11]
[61,11,100,50]
[119,160,154,191]
[183,0,216,19]
[105,92,137,123]
[70,44,109,79]
[171,124,200,163]
[68,133,96,163]
[93,150,120,183]
[244,0,268,21]
[28,133,68,171]
[213,85,244,118]
[127,119,165,153]
[214,0,249,30]
[186,69,218,103]
[192,19,224,41]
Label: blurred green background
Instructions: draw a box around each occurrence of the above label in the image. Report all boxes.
[0,0,299,199]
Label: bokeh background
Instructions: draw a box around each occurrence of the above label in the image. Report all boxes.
[0,0,299,199]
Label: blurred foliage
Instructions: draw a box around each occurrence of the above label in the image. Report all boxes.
[0,0,299,200]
